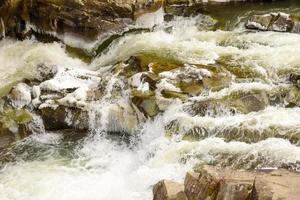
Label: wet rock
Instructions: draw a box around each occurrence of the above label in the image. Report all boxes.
[246,12,300,33]
[285,87,300,107]
[165,116,300,144]
[202,71,232,92]
[290,73,300,88]
[270,13,294,32]
[159,64,211,96]
[153,180,188,200]
[161,90,188,101]
[1,0,134,40]
[132,96,159,117]
[292,21,300,33]
[108,102,145,134]
[40,105,88,131]
[232,91,270,114]
[36,64,58,82]
[246,14,273,31]
[0,0,164,42]
[185,90,270,117]
[0,107,33,148]
[129,71,161,117]
[88,101,145,135]
[148,62,182,75]
[7,83,32,109]
[131,88,155,99]
[129,72,159,91]
[115,57,144,78]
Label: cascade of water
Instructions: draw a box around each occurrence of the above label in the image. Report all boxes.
[1,6,300,200]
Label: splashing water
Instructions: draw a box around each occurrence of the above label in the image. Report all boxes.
[1,8,300,200]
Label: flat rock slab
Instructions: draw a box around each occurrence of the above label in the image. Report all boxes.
[153,180,188,200]
[154,165,300,200]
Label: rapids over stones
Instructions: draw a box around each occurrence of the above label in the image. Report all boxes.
[1,0,300,200]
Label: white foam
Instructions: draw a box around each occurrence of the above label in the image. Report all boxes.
[0,39,87,97]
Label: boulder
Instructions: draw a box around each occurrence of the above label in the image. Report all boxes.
[158,64,211,96]
[290,73,300,88]
[40,105,88,131]
[0,0,165,41]
[246,12,300,33]
[104,102,145,135]
[7,83,32,109]
[285,87,300,107]
[154,166,300,200]
[132,96,159,117]
[153,180,188,200]
[246,14,273,31]
[36,64,58,82]
[184,168,253,200]
[0,0,135,40]
[0,106,33,148]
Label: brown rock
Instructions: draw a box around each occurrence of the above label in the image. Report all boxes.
[253,169,300,200]
[184,166,254,200]
[0,0,134,40]
[183,166,300,200]
[40,105,88,131]
[153,180,188,200]
[0,0,163,41]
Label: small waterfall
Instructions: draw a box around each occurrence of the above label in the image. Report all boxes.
[0,18,5,38]
[1,3,300,199]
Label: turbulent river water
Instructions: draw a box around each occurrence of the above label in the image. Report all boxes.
[1,2,300,200]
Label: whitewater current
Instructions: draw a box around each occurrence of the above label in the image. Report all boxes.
[1,10,300,200]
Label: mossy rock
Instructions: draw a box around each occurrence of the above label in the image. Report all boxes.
[131,89,155,98]
[0,107,33,148]
[132,96,159,117]
[161,90,188,101]
[113,57,144,78]
[137,53,182,74]
[285,87,300,107]
[178,81,203,96]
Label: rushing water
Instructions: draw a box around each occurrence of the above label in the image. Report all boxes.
[1,3,300,200]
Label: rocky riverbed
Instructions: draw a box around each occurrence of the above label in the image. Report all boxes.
[1,0,300,200]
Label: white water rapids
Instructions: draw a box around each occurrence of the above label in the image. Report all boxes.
[1,10,300,200]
